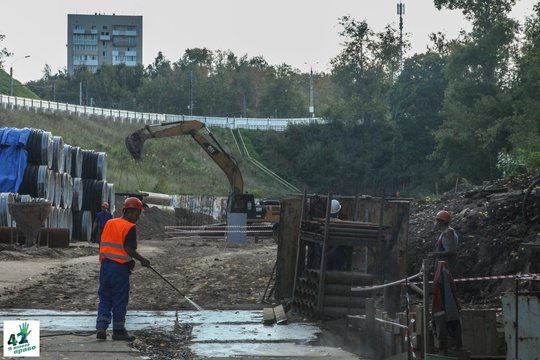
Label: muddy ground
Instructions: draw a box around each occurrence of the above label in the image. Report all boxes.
[1,171,540,359]
[0,230,278,359]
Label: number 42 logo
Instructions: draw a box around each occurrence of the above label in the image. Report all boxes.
[7,322,32,346]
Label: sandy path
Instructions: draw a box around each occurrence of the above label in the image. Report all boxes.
[0,244,164,297]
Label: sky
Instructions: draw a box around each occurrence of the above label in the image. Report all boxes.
[1,0,535,84]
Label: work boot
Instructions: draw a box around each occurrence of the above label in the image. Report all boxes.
[96,329,107,340]
[112,328,136,341]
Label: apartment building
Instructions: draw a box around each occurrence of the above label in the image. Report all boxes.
[67,13,143,75]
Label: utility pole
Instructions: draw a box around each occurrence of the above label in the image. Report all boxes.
[397,1,405,71]
[52,75,57,102]
[189,71,194,116]
[305,62,318,118]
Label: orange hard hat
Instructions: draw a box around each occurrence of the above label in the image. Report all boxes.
[101,202,109,209]
[122,197,144,211]
[436,210,451,222]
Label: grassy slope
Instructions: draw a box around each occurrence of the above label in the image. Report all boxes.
[0,68,40,99]
[0,107,292,198]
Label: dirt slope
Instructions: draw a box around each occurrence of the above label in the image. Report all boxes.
[407,171,540,307]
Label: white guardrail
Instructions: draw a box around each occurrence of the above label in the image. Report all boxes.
[0,94,324,131]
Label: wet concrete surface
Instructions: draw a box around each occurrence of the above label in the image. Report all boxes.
[0,309,361,359]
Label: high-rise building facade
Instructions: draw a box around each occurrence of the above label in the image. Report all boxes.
[67,13,143,74]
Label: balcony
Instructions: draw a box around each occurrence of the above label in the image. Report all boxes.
[73,59,99,66]
[112,30,137,37]
[112,38,137,47]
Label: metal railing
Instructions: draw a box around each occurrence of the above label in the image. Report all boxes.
[0,94,325,131]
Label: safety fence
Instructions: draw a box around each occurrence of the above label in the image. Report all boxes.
[408,272,540,285]
[0,94,326,131]
[347,265,540,360]
[164,224,275,240]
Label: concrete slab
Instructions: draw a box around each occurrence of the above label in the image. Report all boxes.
[0,309,363,359]
[191,323,320,342]
[31,332,143,359]
[191,343,361,359]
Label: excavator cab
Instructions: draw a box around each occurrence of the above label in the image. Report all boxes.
[227,193,256,217]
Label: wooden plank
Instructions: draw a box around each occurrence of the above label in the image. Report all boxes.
[263,307,275,325]
[274,304,288,325]
[461,309,499,356]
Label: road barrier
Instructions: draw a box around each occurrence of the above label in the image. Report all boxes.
[0,94,325,131]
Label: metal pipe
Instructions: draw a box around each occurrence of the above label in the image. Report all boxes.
[149,265,204,311]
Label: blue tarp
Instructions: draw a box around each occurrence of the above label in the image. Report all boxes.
[0,127,32,193]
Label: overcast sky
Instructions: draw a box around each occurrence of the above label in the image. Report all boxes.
[1,0,535,83]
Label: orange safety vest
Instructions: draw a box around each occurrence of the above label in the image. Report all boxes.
[99,217,137,264]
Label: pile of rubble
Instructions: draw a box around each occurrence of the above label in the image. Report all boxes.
[407,171,540,307]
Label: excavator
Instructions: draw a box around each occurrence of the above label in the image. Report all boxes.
[124,120,279,224]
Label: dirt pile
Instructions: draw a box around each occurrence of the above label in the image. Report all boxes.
[407,171,540,307]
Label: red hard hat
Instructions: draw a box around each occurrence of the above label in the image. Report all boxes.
[101,202,109,209]
[436,210,451,222]
[122,197,144,211]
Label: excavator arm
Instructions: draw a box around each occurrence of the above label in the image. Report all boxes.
[125,120,243,195]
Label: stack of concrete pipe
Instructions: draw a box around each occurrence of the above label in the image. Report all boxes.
[141,192,175,216]
[292,269,374,318]
[0,127,114,245]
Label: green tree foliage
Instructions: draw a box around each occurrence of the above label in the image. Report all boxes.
[259,64,307,118]
[431,0,519,183]
[6,2,540,198]
[389,52,448,192]
[329,17,405,124]
[508,3,540,171]
[0,34,12,69]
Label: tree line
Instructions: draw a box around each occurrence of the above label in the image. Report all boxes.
[3,0,540,198]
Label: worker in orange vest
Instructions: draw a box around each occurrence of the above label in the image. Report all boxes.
[95,197,150,341]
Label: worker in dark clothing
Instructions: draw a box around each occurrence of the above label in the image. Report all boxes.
[92,202,113,245]
[432,260,463,354]
[312,199,348,271]
[431,210,459,276]
[327,200,347,270]
[95,197,150,341]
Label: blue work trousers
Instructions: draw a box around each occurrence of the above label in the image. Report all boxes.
[96,259,131,331]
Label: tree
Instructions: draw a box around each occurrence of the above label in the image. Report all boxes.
[389,52,449,193]
[258,64,306,118]
[0,34,12,69]
[145,51,172,79]
[507,3,540,171]
[329,17,405,125]
[431,0,519,183]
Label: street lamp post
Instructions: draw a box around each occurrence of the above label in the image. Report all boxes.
[9,55,31,96]
[305,62,318,118]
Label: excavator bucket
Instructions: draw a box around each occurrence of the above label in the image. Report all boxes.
[125,131,146,160]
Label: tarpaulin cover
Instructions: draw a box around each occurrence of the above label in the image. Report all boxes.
[0,127,31,192]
